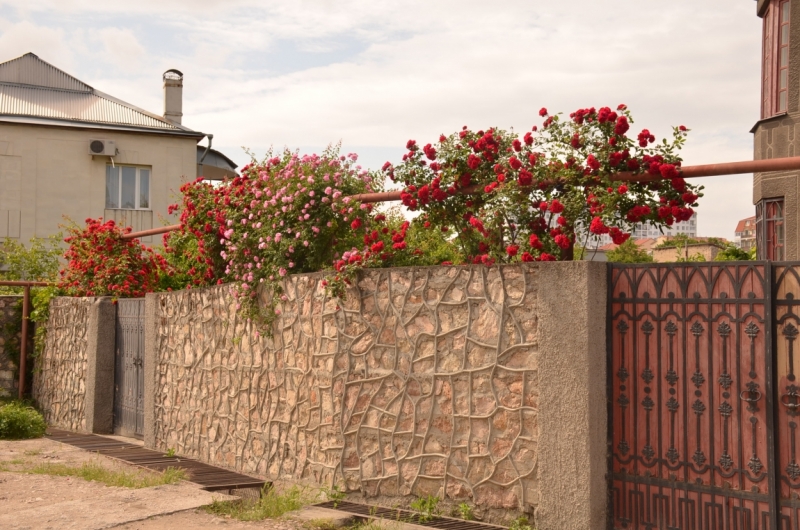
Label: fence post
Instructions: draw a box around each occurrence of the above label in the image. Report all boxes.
[143,293,158,448]
[17,286,30,399]
[84,297,116,434]
[535,261,608,530]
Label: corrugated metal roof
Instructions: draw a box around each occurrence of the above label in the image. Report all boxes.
[0,53,203,136]
[0,83,182,130]
[0,53,92,92]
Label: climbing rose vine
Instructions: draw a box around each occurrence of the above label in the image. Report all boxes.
[59,105,704,328]
[59,218,167,298]
[383,105,702,263]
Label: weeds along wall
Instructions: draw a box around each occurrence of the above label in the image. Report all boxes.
[149,265,542,516]
[34,296,92,431]
[0,295,22,397]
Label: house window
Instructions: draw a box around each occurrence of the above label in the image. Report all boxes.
[756,198,785,260]
[778,1,791,112]
[106,166,150,210]
[763,1,791,118]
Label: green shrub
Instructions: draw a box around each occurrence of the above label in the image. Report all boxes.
[0,401,46,439]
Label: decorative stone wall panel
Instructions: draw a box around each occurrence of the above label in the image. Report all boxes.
[0,295,21,396]
[34,297,91,431]
[152,265,540,512]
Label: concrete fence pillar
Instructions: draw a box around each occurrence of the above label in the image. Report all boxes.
[84,297,116,434]
[535,261,608,530]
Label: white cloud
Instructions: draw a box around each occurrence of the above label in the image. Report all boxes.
[95,27,147,69]
[0,19,74,70]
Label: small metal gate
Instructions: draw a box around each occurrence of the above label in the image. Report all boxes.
[113,298,145,439]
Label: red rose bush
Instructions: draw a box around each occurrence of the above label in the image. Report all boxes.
[383,105,701,263]
[59,218,166,298]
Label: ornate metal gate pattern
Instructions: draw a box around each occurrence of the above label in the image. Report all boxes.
[774,265,800,526]
[113,298,145,438]
[609,263,775,530]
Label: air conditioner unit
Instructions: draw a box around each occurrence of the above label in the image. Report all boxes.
[88,139,116,156]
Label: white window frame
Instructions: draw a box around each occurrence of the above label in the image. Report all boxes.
[106,165,151,210]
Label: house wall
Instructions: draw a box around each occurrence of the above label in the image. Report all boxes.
[0,122,196,244]
[0,295,21,397]
[652,244,722,263]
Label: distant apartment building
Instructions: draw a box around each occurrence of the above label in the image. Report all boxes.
[734,215,757,251]
[588,212,698,248]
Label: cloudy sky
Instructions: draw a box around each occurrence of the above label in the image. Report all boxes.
[0,0,761,238]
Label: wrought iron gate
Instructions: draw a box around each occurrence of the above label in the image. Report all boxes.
[609,263,776,529]
[113,298,144,438]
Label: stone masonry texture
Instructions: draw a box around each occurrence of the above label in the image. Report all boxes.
[0,295,21,397]
[151,265,540,519]
[34,297,92,432]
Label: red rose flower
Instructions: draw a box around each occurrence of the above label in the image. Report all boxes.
[590,217,609,235]
[549,199,564,214]
[554,234,570,249]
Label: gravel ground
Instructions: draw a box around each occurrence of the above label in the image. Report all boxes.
[0,437,306,530]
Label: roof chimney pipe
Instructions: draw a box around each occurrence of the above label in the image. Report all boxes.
[163,69,183,125]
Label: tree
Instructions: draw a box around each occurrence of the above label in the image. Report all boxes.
[0,235,62,284]
[715,244,755,261]
[606,240,653,263]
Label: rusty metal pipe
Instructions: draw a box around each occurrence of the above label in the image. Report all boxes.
[350,184,482,204]
[613,156,800,182]
[120,224,181,240]
[119,155,800,239]
[0,281,52,287]
[18,285,30,400]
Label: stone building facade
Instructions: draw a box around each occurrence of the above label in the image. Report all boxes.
[753,0,798,259]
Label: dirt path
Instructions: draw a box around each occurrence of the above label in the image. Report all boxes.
[0,437,304,530]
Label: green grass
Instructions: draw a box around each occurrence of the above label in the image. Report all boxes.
[304,518,339,530]
[27,461,187,488]
[204,484,312,521]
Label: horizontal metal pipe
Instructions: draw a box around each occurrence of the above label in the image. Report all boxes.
[613,156,800,182]
[0,280,52,287]
[120,224,181,240]
[120,155,800,239]
[351,184,482,204]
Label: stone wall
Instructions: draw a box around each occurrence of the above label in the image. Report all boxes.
[0,295,21,397]
[150,265,540,517]
[34,297,91,431]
